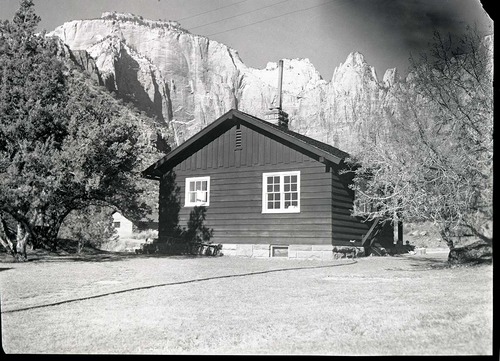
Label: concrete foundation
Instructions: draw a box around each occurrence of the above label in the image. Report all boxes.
[220,243,364,259]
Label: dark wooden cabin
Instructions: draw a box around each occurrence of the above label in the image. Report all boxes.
[142,109,393,257]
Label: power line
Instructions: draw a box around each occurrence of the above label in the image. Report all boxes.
[189,0,291,31]
[206,0,338,37]
[177,0,249,21]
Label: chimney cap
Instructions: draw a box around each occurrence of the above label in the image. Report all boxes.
[264,59,288,128]
[264,108,289,128]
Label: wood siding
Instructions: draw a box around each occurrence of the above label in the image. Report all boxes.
[158,122,390,247]
[330,171,395,247]
[330,171,371,246]
[159,124,332,245]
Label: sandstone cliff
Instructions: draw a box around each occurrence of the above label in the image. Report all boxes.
[49,12,402,153]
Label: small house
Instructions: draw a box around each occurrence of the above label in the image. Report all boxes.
[142,109,394,258]
[112,211,159,239]
[112,211,134,239]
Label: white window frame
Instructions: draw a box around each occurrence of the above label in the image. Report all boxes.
[262,171,300,213]
[185,176,210,207]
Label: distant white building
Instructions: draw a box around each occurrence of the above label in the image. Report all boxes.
[112,212,134,239]
[111,211,159,239]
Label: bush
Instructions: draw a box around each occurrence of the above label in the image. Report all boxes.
[59,206,116,251]
[136,207,218,256]
[181,206,213,243]
[131,229,158,240]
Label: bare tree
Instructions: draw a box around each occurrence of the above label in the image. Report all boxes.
[349,27,493,250]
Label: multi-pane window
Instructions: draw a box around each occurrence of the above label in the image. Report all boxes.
[262,171,300,213]
[185,176,210,207]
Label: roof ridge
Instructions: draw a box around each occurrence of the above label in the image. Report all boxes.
[143,109,349,179]
[235,109,349,159]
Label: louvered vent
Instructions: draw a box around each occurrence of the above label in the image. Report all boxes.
[235,126,242,150]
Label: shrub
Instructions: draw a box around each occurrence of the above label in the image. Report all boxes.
[59,206,116,252]
[181,206,214,243]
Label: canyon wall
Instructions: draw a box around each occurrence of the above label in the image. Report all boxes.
[50,12,403,153]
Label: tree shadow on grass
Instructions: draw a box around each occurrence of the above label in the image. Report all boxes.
[62,253,213,262]
[23,253,129,263]
[398,248,492,270]
[384,253,452,271]
[20,250,215,263]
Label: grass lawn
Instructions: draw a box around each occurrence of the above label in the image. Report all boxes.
[0,252,493,355]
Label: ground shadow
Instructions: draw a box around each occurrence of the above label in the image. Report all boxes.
[383,253,452,271]
[9,250,221,264]
[22,253,133,263]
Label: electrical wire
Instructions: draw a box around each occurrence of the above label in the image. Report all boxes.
[177,0,249,21]
[189,0,291,31]
[205,0,339,36]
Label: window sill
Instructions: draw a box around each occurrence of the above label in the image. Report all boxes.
[262,209,300,214]
[185,203,209,207]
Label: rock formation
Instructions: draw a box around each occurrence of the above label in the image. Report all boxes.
[49,12,403,153]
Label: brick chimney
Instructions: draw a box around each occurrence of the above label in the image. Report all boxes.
[265,59,289,129]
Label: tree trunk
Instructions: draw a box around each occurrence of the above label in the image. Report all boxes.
[77,239,85,253]
[15,223,29,261]
[0,214,18,259]
[466,223,493,245]
[440,226,454,250]
[0,235,17,258]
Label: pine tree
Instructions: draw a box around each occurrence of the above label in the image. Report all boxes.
[0,1,162,260]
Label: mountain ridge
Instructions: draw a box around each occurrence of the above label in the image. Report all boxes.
[49,12,403,153]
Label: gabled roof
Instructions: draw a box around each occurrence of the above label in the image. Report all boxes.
[142,109,349,180]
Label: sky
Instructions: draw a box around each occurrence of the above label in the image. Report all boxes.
[0,0,494,80]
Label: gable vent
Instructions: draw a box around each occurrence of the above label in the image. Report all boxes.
[235,126,242,150]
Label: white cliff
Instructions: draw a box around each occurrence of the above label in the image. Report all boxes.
[49,12,401,153]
